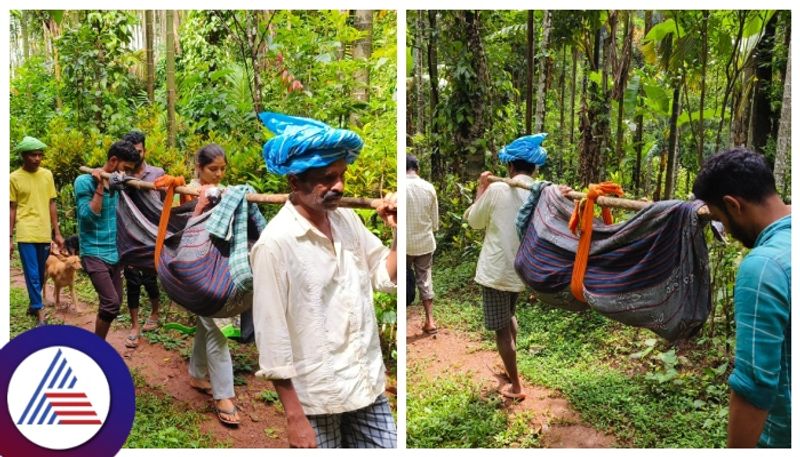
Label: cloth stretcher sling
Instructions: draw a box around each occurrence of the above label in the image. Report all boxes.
[514,182,712,341]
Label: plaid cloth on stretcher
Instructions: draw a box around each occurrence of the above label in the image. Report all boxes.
[206,185,267,293]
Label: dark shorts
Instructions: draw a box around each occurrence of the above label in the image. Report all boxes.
[81,256,123,323]
[482,286,520,331]
[124,266,159,308]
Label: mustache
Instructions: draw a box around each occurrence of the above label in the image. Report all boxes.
[322,190,343,202]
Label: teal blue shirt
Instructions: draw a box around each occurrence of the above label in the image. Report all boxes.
[74,174,119,264]
[728,215,791,448]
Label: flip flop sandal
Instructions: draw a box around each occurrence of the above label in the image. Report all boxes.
[142,319,160,332]
[125,334,139,348]
[422,326,439,335]
[215,404,241,426]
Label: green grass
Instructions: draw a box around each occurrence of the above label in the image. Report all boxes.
[125,369,224,448]
[9,286,65,337]
[407,368,515,448]
[409,251,729,448]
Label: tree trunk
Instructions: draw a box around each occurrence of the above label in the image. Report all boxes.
[579,14,606,187]
[664,82,682,199]
[634,12,653,194]
[43,16,63,110]
[750,13,777,154]
[145,10,155,104]
[533,11,551,133]
[559,45,567,139]
[773,43,790,197]
[93,18,106,130]
[166,10,176,147]
[21,11,30,61]
[773,11,790,139]
[351,10,373,126]
[427,10,441,179]
[697,10,709,167]
[715,12,747,152]
[413,11,425,135]
[246,11,265,116]
[462,11,491,177]
[732,61,752,147]
[570,47,578,145]
[633,97,644,193]
[525,11,535,134]
[613,11,632,165]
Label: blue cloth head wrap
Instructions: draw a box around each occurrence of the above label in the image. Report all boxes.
[497,133,548,166]
[259,112,364,176]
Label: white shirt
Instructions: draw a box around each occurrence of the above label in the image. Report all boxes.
[464,175,533,292]
[250,201,396,415]
[406,174,439,256]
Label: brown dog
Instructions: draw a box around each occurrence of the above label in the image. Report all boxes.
[43,252,83,312]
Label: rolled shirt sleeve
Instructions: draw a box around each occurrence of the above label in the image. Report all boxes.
[74,175,101,219]
[251,240,298,380]
[727,255,791,411]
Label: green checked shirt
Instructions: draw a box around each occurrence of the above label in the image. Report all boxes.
[75,174,119,264]
[728,215,791,448]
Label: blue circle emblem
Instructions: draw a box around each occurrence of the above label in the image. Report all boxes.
[0,325,135,456]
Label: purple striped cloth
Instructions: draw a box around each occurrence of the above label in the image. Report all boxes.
[116,188,257,317]
[515,184,712,341]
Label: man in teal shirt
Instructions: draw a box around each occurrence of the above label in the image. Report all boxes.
[75,140,139,340]
[693,148,791,448]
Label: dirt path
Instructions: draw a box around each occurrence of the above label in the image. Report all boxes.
[407,307,616,448]
[11,268,287,448]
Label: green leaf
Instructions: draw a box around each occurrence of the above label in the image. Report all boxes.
[588,70,603,86]
[644,19,683,44]
[623,74,641,113]
[643,84,670,114]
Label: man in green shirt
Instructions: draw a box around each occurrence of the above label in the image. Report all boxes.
[75,140,139,340]
[10,136,65,326]
[693,148,791,448]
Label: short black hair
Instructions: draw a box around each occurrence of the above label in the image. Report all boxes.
[692,148,777,207]
[510,159,536,174]
[122,131,146,148]
[407,154,419,171]
[107,140,141,163]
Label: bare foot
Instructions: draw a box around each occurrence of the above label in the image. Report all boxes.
[500,385,526,401]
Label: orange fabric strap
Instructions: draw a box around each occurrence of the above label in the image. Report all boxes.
[568,182,624,302]
[152,175,187,270]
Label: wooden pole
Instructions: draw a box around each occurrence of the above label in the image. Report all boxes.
[487,175,710,217]
[79,166,382,210]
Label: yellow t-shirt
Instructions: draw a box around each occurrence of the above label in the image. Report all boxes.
[10,167,57,243]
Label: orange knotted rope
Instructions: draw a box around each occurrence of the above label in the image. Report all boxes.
[568,182,624,302]
[152,175,188,270]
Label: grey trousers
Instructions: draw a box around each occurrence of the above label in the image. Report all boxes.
[188,316,235,400]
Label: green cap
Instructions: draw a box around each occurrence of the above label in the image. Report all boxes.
[14,136,47,154]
